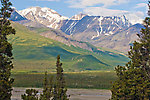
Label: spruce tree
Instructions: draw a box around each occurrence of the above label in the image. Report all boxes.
[40,71,54,100]
[110,2,150,99]
[0,0,15,99]
[53,55,68,100]
[21,89,39,100]
[140,1,150,78]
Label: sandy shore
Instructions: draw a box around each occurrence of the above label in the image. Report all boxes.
[12,87,111,100]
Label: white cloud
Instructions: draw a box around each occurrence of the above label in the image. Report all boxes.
[83,7,144,24]
[65,0,146,24]
[35,0,60,1]
[66,0,130,8]
[134,3,147,8]
[83,7,128,16]
[125,11,144,24]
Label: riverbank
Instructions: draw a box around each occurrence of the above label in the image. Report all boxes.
[12,87,111,100]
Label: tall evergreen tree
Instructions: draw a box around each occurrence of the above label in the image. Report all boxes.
[0,0,15,99]
[40,71,54,100]
[111,2,150,99]
[141,1,150,78]
[53,55,68,100]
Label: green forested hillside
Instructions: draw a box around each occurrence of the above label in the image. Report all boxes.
[9,22,129,72]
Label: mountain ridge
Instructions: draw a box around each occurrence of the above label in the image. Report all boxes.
[10,7,143,53]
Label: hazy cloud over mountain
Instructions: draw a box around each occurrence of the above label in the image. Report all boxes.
[134,3,147,8]
[66,0,130,8]
[65,0,147,24]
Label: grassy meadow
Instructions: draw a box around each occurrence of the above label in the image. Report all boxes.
[9,22,127,89]
[12,71,117,89]
[8,22,129,72]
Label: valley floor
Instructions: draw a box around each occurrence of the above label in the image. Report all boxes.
[12,87,111,100]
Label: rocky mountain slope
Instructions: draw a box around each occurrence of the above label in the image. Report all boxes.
[29,27,97,52]
[10,8,27,21]
[58,15,142,52]
[91,23,143,52]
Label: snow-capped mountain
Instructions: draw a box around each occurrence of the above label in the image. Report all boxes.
[59,15,131,36]
[10,7,143,53]
[58,14,141,52]
[10,8,46,28]
[18,7,131,36]
[19,7,68,28]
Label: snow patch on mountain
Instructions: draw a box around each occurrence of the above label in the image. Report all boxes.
[120,15,126,25]
[19,7,68,28]
[98,17,103,35]
[92,17,104,39]
[19,7,37,16]
[70,13,87,20]
[65,20,79,35]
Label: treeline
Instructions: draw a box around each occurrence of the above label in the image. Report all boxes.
[110,2,150,100]
[21,55,69,100]
[12,71,116,89]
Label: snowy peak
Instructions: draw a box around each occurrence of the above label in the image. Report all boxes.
[110,15,131,27]
[18,7,68,28]
[70,13,88,20]
[17,7,132,30]
[60,15,131,37]
[19,7,62,20]
[15,7,132,37]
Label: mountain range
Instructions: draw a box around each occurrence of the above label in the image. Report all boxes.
[11,7,144,53]
[7,6,145,72]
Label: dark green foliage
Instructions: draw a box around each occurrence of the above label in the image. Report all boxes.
[111,66,150,99]
[21,89,39,100]
[134,17,150,78]
[22,55,69,100]
[12,71,116,89]
[40,71,54,100]
[111,3,150,99]
[53,55,68,100]
[21,72,54,100]
[0,0,15,99]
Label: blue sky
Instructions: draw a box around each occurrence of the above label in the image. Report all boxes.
[10,0,148,23]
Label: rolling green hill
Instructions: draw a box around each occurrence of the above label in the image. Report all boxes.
[9,22,129,72]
